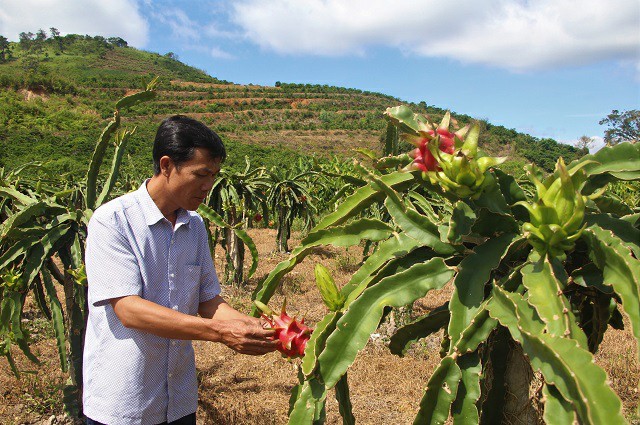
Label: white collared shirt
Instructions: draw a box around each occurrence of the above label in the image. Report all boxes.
[83,181,220,425]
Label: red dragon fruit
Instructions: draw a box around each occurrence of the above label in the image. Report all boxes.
[411,128,456,172]
[254,300,312,358]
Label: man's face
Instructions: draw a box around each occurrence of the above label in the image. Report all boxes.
[165,147,221,211]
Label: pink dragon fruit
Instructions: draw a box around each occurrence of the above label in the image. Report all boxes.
[254,300,312,358]
[411,128,456,172]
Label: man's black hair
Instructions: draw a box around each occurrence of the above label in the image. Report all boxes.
[152,115,226,175]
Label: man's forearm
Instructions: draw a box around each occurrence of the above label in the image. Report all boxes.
[111,294,277,355]
[111,295,224,342]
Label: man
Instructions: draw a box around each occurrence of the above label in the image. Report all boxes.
[83,115,277,425]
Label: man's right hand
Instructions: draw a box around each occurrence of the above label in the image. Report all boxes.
[213,317,278,355]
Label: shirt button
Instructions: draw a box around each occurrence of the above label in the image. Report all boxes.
[172,340,177,346]
[172,305,179,310]
[168,373,173,378]
[170,273,175,278]
[171,239,175,245]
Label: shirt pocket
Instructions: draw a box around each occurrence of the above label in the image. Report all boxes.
[180,264,201,314]
[185,264,201,280]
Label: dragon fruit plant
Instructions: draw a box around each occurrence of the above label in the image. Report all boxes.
[254,300,312,358]
[389,107,506,199]
[0,80,159,418]
[251,104,640,424]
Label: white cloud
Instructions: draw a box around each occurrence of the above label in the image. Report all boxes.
[0,0,149,47]
[230,0,640,71]
[203,25,237,40]
[145,2,237,60]
[151,7,199,42]
[209,46,235,60]
[176,43,236,61]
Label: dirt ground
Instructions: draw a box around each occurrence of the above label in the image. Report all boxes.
[0,228,638,424]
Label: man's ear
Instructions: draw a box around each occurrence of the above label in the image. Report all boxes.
[159,156,174,177]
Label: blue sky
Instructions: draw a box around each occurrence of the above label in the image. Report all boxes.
[1,0,638,150]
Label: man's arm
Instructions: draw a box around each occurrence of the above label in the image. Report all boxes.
[110,295,277,355]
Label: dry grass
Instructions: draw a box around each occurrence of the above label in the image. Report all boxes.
[0,228,638,424]
[595,321,640,422]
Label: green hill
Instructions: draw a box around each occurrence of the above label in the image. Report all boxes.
[0,32,584,179]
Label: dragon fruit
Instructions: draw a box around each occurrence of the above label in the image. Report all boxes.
[515,158,602,258]
[410,128,456,172]
[386,107,506,199]
[254,300,312,358]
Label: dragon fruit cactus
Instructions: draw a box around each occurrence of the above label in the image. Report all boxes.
[254,300,312,358]
[385,106,506,199]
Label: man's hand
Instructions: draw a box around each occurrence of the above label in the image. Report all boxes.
[213,316,278,355]
[199,296,278,355]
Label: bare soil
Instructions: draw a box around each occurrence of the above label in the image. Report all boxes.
[0,228,638,424]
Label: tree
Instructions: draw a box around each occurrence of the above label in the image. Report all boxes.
[18,32,34,50]
[599,109,640,145]
[31,29,47,54]
[35,28,47,42]
[50,27,64,53]
[574,135,595,153]
[107,37,128,48]
[0,36,10,62]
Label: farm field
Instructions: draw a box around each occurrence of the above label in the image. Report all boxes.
[1,33,639,425]
[0,228,638,424]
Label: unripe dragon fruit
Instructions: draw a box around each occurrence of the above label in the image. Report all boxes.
[515,158,603,258]
[254,300,312,358]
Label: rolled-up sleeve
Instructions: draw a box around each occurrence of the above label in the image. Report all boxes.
[86,211,142,306]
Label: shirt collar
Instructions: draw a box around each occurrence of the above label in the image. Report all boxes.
[137,179,191,228]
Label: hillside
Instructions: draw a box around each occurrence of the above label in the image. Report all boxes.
[0,33,583,179]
